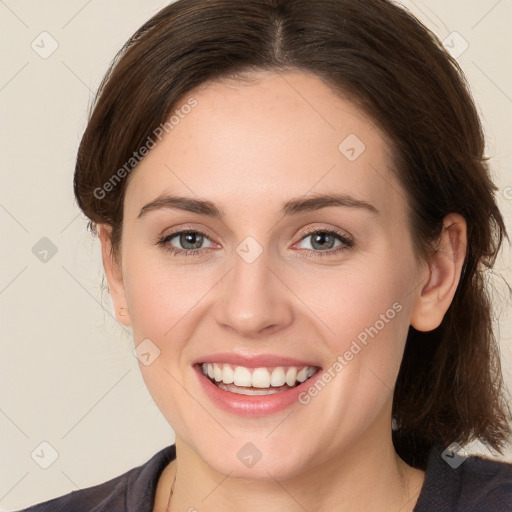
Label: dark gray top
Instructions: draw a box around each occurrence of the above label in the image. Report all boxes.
[16,444,512,511]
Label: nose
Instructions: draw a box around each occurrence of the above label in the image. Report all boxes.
[213,248,294,339]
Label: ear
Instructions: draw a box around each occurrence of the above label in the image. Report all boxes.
[410,213,467,332]
[98,224,132,327]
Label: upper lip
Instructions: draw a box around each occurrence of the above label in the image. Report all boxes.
[192,352,321,369]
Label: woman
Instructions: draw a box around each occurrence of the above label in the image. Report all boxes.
[19,0,512,510]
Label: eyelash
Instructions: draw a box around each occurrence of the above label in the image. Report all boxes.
[156,227,354,258]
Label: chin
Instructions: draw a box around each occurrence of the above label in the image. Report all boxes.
[187,432,319,481]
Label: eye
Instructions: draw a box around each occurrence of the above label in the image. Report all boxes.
[294,228,354,257]
[157,230,215,257]
[156,227,354,258]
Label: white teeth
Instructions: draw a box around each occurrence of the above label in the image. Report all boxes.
[296,367,308,382]
[285,367,297,386]
[252,368,271,388]
[201,363,318,389]
[223,364,234,384]
[233,366,252,387]
[213,363,222,382]
[270,367,286,387]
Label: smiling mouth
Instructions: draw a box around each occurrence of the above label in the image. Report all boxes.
[199,362,320,396]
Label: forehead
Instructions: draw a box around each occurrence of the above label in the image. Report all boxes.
[124,70,406,223]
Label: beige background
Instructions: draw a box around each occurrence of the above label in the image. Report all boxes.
[0,0,511,510]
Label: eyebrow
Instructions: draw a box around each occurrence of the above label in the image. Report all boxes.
[137,192,380,220]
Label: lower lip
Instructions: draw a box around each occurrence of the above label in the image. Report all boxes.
[194,365,322,416]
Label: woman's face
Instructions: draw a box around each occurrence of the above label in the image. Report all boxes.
[110,70,429,479]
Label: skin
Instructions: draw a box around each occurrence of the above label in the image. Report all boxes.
[99,70,467,511]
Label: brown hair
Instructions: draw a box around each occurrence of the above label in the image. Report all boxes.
[73,0,511,468]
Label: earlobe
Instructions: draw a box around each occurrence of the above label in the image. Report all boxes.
[410,213,467,332]
[98,224,132,327]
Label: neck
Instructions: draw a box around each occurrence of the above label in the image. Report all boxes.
[161,430,425,512]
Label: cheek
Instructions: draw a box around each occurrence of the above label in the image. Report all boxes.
[295,251,416,385]
[302,258,412,333]
[121,256,203,433]
[122,253,208,338]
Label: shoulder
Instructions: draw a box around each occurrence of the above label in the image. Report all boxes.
[458,453,512,509]
[14,445,176,512]
[414,444,512,512]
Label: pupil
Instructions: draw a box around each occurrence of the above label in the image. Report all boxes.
[313,232,334,250]
[182,232,202,249]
